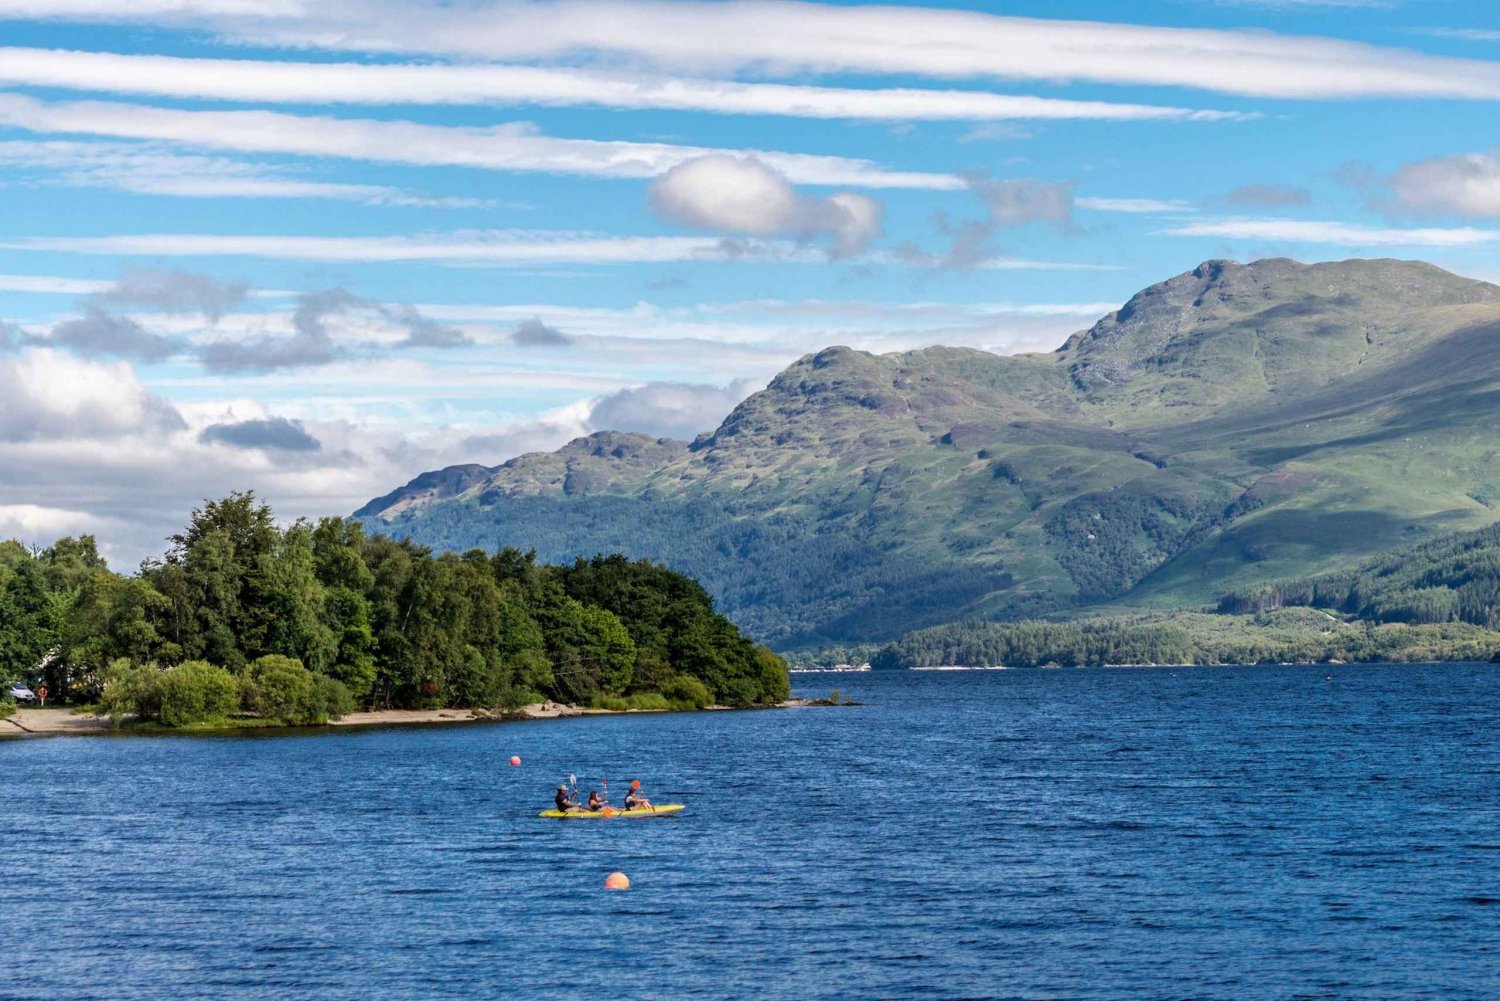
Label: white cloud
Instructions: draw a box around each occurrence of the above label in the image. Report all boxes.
[1387,151,1500,219]
[1159,217,1500,246]
[0,273,112,295]
[7,229,1111,271]
[0,347,185,442]
[586,379,759,441]
[1076,196,1194,213]
[649,155,882,256]
[0,92,960,190]
[0,139,486,206]
[9,0,1500,101]
[0,46,1245,123]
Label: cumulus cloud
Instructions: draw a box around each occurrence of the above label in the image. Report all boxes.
[512,317,573,346]
[49,304,177,361]
[0,347,185,442]
[200,416,321,452]
[1387,151,1500,219]
[94,265,248,322]
[1222,183,1311,207]
[0,322,22,353]
[586,379,758,441]
[967,176,1075,228]
[649,154,883,257]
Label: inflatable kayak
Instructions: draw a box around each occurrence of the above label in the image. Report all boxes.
[538,804,685,820]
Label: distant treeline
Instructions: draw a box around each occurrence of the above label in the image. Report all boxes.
[869,610,1500,669]
[0,493,787,725]
[1217,522,1500,628]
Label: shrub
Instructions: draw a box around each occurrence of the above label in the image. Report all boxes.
[156,660,238,726]
[315,674,355,721]
[590,693,629,711]
[625,692,671,711]
[724,677,760,709]
[0,695,13,721]
[244,655,351,725]
[660,674,713,710]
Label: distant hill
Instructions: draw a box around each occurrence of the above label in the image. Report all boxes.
[357,258,1500,649]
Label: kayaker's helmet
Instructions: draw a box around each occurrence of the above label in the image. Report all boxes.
[558,784,568,791]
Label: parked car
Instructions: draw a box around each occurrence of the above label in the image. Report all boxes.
[8,683,36,703]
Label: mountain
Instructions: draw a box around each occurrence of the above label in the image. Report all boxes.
[357,258,1500,648]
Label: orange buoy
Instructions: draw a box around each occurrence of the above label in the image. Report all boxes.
[630,779,641,790]
[604,872,630,891]
[509,755,521,766]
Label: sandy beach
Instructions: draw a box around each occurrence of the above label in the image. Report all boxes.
[1,698,824,739]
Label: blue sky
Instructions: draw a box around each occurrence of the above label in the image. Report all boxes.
[2,0,1499,561]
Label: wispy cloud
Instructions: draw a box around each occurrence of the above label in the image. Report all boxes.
[0,92,961,190]
[0,47,1246,123]
[1076,196,1194,213]
[0,139,489,206]
[1159,217,1500,247]
[6,228,1115,271]
[9,1,1500,101]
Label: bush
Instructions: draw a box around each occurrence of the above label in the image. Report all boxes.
[156,660,238,726]
[724,677,760,708]
[244,655,351,725]
[315,674,355,721]
[590,694,629,711]
[0,695,13,721]
[660,674,713,710]
[625,692,671,711]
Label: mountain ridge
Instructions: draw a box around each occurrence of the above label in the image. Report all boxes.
[358,257,1500,648]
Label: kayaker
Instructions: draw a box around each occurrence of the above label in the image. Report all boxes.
[555,784,580,812]
[623,780,652,811]
[587,789,604,811]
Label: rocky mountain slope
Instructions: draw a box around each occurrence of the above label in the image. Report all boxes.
[357,258,1500,648]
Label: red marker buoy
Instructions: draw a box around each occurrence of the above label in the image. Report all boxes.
[509,755,521,766]
[604,872,630,891]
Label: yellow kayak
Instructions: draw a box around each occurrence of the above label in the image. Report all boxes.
[538,804,685,820]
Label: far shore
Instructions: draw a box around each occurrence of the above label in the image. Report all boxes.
[0,698,831,740]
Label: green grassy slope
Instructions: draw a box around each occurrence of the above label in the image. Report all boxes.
[358,258,1500,648]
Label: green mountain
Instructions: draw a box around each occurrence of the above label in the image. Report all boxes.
[357,258,1500,649]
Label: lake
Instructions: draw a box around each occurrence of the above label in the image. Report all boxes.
[4,664,1500,999]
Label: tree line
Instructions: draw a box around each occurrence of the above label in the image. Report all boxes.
[0,493,788,725]
[870,610,1500,669]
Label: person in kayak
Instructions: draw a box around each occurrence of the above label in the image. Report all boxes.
[623,780,652,811]
[555,784,580,813]
[587,789,605,812]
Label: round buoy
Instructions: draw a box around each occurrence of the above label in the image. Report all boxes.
[604,872,630,891]
[509,755,521,766]
[630,779,641,790]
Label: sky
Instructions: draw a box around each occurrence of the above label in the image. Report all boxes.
[2,0,1500,565]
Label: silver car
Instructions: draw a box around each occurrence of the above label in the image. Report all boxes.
[8,683,36,703]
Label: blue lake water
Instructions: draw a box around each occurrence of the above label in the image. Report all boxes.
[4,664,1500,999]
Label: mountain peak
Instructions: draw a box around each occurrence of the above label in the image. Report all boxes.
[1060,257,1499,396]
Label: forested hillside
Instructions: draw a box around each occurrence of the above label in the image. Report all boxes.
[0,493,787,725]
[360,258,1500,648]
[867,522,1500,669]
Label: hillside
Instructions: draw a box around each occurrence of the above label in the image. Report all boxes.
[869,520,1500,669]
[358,258,1500,649]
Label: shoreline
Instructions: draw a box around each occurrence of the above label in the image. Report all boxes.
[0,698,828,740]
